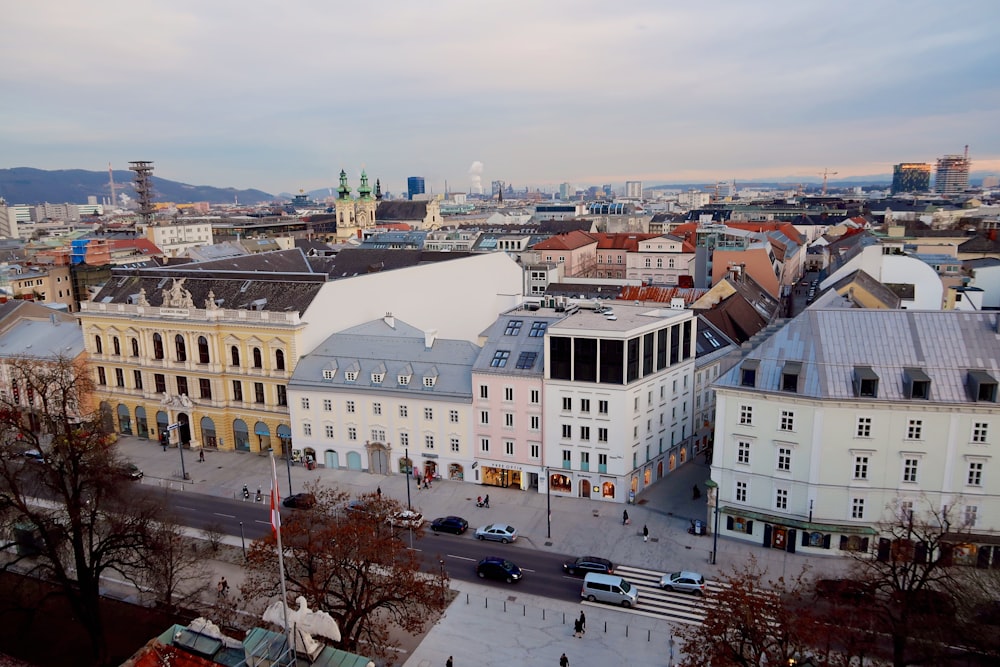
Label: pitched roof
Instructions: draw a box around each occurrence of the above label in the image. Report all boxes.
[376,200,429,221]
[532,230,597,251]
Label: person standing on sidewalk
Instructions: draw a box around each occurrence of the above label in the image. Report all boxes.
[622,509,629,525]
[446,657,453,667]
[578,610,586,632]
[643,524,649,542]
[560,653,569,667]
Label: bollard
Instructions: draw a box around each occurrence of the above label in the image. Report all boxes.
[626,625,629,638]
[503,600,506,613]
[466,593,469,604]
[648,629,651,642]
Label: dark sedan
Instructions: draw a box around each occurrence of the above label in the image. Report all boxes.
[282,493,316,509]
[430,516,468,535]
[562,556,614,576]
[476,557,522,584]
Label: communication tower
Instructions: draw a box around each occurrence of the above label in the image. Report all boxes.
[129,161,156,226]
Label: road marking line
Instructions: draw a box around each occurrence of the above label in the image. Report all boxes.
[447,555,476,562]
[213,513,236,518]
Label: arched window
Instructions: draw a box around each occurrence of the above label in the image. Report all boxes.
[152,333,164,360]
[253,347,263,369]
[668,258,675,268]
[644,258,651,268]
[131,337,140,357]
[275,349,285,371]
[175,334,187,362]
[656,258,663,268]
[112,336,121,356]
[95,335,103,354]
[198,336,210,364]
[231,345,240,367]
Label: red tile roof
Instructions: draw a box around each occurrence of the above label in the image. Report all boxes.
[532,230,598,251]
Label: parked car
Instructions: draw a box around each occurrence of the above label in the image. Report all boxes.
[476,557,522,583]
[814,578,873,602]
[345,500,371,515]
[475,523,517,543]
[118,462,144,480]
[430,516,469,535]
[660,571,707,595]
[23,450,49,464]
[562,556,614,576]
[389,510,425,529]
[283,493,316,509]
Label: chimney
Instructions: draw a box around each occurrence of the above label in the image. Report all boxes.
[424,329,437,349]
[384,312,395,329]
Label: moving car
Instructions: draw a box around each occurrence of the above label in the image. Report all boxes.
[118,463,144,480]
[430,516,469,535]
[389,510,425,529]
[283,493,316,509]
[475,523,517,543]
[476,557,522,583]
[562,556,614,576]
[581,573,638,607]
[660,571,707,595]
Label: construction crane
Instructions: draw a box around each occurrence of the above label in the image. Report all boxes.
[818,168,838,195]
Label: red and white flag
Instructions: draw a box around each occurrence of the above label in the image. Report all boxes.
[270,455,281,537]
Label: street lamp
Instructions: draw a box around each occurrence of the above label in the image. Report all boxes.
[707,479,720,565]
[546,467,551,539]
[404,447,412,511]
[280,434,293,496]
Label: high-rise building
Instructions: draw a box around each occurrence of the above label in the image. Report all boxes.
[407,176,425,201]
[935,150,970,195]
[891,163,931,194]
[624,181,643,199]
[558,182,573,200]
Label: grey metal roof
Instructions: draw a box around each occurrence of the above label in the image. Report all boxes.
[715,309,1000,403]
[0,316,83,360]
[473,307,564,375]
[289,317,480,400]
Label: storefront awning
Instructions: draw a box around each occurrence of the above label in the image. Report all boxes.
[720,506,878,535]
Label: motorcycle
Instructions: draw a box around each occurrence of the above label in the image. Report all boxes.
[242,485,250,501]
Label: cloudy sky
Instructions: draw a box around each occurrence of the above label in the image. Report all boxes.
[3,1,998,196]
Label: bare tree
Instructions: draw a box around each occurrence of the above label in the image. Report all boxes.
[241,483,449,665]
[0,354,164,664]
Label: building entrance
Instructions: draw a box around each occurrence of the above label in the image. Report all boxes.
[482,466,522,489]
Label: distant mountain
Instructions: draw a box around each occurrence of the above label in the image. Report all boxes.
[0,167,274,206]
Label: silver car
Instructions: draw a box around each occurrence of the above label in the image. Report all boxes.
[475,523,517,544]
[660,571,707,595]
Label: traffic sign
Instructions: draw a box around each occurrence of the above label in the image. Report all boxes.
[167,423,181,432]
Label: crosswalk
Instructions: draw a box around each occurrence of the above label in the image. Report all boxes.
[580,565,727,626]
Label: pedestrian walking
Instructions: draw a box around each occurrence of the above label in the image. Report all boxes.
[217,577,229,597]
[692,483,701,499]
[578,610,586,631]
[483,494,490,508]
[446,657,453,667]
[573,618,583,638]
[423,478,429,490]
[199,450,205,463]
[560,653,569,667]
[376,486,382,498]
[622,509,629,525]
[643,524,649,542]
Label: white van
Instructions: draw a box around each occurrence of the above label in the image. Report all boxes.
[581,572,638,608]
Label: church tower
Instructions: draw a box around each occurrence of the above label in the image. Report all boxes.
[356,170,377,228]
[334,169,354,229]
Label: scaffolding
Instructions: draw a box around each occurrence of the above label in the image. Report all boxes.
[129,161,156,226]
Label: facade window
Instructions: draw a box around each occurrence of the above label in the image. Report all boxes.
[113,336,121,356]
[964,505,979,527]
[373,402,382,416]
[739,405,753,426]
[968,461,984,486]
[93,335,102,355]
[303,423,312,437]
[153,333,164,360]
[175,335,187,362]
[133,369,143,390]
[580,426,590,440]
[345,426,357,441]
[777,447,791,472]
[907,419,923,440]
[450,409,459,423]
[599,453,607,469]
[323,399,332,411]
[275,349,285,371]
[372,429,386,443]
[504,387,514,401]
[231,345,240,367]
[561,424,572,438]
[198,336,209,364]
[490,350,510,367]
[480,385,488,399]
[325,425,334,438]
[253,347,263,369]
[531,444,540,458]
[232,380,243,401]
[419,434,431,449]
[424,407,433,420]
[851,498,865,520]
[775,488,788,511]
[301,397,310,410]
[130,337,139,357]
[598,400,608,414]
[480,410,489,425]
[854,455,869,480]
[199,378,212,399]
[529,321,547,337]
[276,385,287,406]
[856,416,872,438]
[504,413,514,427]
[176,376,188,397]
[346,400,355,413]
[504,319,523,336]
[779,410,794,432]
[530,389,540,404]
[254,382,265,404]
[580,398,590,413]
[399,405,408,418]
[735,481,747,503]
[399,432,409,447]
[114,368,124,387]
[903,458,919,483]
[480,438,490,452]
[531,415,540,430]
[562,397,571,411]
[972,422,989,443]
[598,427,608,442]
[737,440,751,465]
[562,450,571,467]
[504,440,514,456]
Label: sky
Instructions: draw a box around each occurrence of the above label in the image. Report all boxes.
[3,1,1000,197]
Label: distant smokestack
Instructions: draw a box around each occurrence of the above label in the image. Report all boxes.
[468,161,484,195]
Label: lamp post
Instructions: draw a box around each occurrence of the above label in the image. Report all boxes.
[546,467,551,539]
[708,480,720,565]
[239,521,246,561]
[404,447,412,511]
[281,434,293,496]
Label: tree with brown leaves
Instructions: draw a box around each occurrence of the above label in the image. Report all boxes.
[241,483,449,665]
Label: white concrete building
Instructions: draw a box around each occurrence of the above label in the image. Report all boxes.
[144,221,214,257]
[710,309,1000,561]
[823,243,944,310]
[543,302,697,503]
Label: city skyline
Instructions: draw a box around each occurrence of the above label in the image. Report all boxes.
[3,1,999,196]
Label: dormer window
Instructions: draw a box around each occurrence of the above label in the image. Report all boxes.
[853,366,880,398]
[322,369,335,380]
[740,360,759,388]
[423,377,436,387]
[345,371,358,382]
[903,368,931,400]
[781,361,801,393]
[372,373,384,384]
[967,370,998,403]
[398,375,410,386]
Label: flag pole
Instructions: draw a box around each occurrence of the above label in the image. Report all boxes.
[270,453,293,665]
